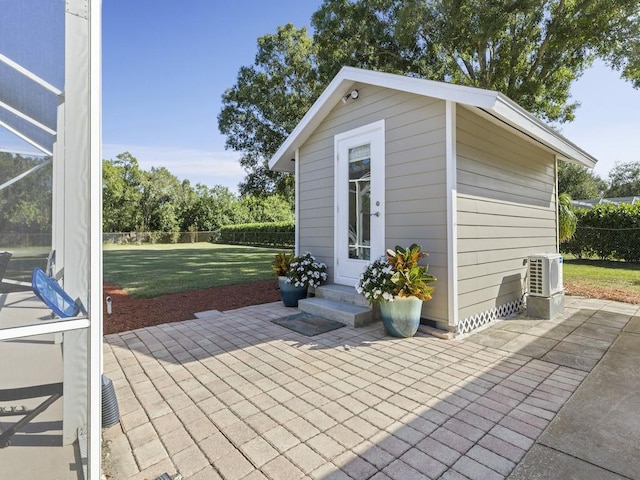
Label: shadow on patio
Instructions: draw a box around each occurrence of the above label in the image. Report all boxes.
[103,297,638,479]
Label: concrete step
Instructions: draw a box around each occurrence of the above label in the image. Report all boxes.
[298,297,374,328]
[315,284,370,308]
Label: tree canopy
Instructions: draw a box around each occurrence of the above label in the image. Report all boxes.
[558,160,640,200]
[312,0,639,123]
[0,152,52,238]
[606,161,640,197]
[102,152,144,232]
[219,0,639,198]
[557,160,607,200]
[218,23,324,201]
[102,152,293,235]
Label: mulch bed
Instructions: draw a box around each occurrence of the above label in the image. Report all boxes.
[103,279,281,335]
[102,280,639,336]
[564,282,640,306]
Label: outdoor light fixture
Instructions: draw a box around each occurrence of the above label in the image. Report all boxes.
[342,89,359,104]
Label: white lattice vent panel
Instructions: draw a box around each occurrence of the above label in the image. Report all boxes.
[457,299,524,335]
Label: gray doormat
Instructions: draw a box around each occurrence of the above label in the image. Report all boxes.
[272,312,345,336]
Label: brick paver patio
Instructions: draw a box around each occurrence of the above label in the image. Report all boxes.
[103,297,639,479]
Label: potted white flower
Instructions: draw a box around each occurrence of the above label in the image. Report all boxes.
[357,244,436,337]
[279,252,327,307]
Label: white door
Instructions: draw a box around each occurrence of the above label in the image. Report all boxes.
[334,120,385,285]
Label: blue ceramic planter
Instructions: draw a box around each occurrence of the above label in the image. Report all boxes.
[379,296,423,337]
[278,276,308,307]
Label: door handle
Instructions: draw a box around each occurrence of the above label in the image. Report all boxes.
[370,211,380,217]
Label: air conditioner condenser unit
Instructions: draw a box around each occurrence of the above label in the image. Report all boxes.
[528,253,563,297]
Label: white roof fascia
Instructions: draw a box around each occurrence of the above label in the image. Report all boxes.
[269,71,356,172]
[339,67,500,108]
[269,67,501,172]
[269,66,597,171]
[0,53,64,97]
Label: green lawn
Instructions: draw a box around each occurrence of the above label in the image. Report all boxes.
[104,243,290,298]
[103,245,640,302]
[563,256,640,302]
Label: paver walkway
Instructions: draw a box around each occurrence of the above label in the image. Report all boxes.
[103,296,639,480]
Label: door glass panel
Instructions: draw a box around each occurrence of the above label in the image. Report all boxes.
[348,144,371,260]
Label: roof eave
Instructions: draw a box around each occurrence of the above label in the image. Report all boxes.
[269,71,356,173]
[269,66,501,172]
[490,94,597,169]
[269,67,598,172]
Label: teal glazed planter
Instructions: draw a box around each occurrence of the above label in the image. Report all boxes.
[379,296,423,337]
[278,276,308,307]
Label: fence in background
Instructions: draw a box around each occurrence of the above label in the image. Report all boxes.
[0,232,50,249]
[103,231,218,245]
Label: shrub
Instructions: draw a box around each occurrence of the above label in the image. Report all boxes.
[217,221,294,248]
[561,203,640,262]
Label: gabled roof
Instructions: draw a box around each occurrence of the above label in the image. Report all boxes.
[269,67,598,172]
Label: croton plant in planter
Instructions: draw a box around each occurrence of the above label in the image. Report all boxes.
[357,244,436,337]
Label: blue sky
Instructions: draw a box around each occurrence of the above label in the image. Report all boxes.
[101,0,321,192]
[3,2,639,193]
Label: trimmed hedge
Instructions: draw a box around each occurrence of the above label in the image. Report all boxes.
[217,221,294,248]
[561,203,640,262]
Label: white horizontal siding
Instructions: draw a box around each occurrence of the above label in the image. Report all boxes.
[457,106,555,207]
[297,83,448,321]
[457,212,554,229]
[458,225,556,240]
[456,105,558,324]
[384,92,447,322]
[298,127,334,273]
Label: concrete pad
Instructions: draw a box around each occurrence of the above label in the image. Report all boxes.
[538,333,640,479]
[508,445,627,480]
[467,329,521,348]
[499,334,558,358]
[527,291,564,320]
[550,340,607,361]
[585,312,632,329]
[562,333,614,350]
[541,349,600,372]
[591,311,634,322]
[562,308,598,322]
[193,309,223,319]
[578,299,614,310]
[525,323,575,341]
[624,316,640,334]
[496,320,540,333]
[572,323,620,343]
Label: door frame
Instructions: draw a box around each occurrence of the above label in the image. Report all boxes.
[334,120,386,286]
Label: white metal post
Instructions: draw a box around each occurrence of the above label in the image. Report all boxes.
[88,1,104,478]
[446,101,459,328]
